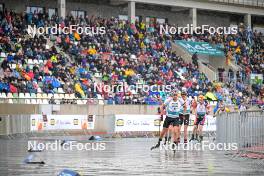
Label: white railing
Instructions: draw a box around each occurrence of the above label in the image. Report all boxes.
[0,97,103,105]
[216,110,264,152]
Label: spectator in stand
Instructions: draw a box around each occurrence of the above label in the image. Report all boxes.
[0,9,263,106]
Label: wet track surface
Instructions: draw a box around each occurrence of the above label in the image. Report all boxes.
[0,137,264,176]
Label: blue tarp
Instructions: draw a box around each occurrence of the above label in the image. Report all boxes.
[58,169,80,176]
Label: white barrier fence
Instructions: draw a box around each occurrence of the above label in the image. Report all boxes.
[216,111,264,152]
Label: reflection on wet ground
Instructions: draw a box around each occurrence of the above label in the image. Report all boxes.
[0,137,264,175]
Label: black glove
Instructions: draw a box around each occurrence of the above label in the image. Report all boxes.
[160,115,164,121]
[157,107,161,114]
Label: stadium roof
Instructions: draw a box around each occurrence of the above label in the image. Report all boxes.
[117,0,264,16]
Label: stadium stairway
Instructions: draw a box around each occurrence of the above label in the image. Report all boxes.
[172,42,193,63]
[229,60,242,73]
[172,42,218,81]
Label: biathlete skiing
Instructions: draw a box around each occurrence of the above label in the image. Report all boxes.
[178,91,192,144]
[151,91,182,150]
[189,95,210,142]
[156,106,173,145]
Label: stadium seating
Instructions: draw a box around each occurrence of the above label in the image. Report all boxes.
[0,10,263,106]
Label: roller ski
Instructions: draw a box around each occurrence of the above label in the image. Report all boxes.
[150,140,161,150]
[189,134,198,142]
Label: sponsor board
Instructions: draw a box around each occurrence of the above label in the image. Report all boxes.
[115,115,163,132]
[30,115,95,131]
[175,40,224,56]
[250,73,263,85]
[114,114,216,132]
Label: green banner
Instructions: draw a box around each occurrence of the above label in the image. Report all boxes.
[250,74,263,85]
[175,40,224,56]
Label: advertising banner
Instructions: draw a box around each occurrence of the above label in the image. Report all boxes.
[189,114,216,132]
[250,74,263,85]
[115,114,216,132]
[175,40,224,56]
[30,114,95,131]
[115,114,162,132]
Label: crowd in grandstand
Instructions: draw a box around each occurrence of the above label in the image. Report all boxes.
[0,9,263,107]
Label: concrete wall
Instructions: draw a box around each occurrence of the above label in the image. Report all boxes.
[52,104,159,115]
[209,56,226,69]
[0,0,57,12]
[0,114,115,136]
[0,115,30,136]
[0,0,238,27]
[0,104,39,115]
[0,104,159,115]
[197,11,231,27]
[0,104,159,136]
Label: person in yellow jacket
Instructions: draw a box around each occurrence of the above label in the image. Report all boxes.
[69,66,76,75]
[125,69,135,77]
[140,41,146,49]
[160,56,166,63]
[112,34,118,42]
[138,32,144,39]
[50,55,57,63]
[230,40,237,47]
[88,47,97,55]
[75,82,85,98]
[124,33,129,43]
[140,22,146,30]
[235,46,241,54]
[214,99,228,116]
